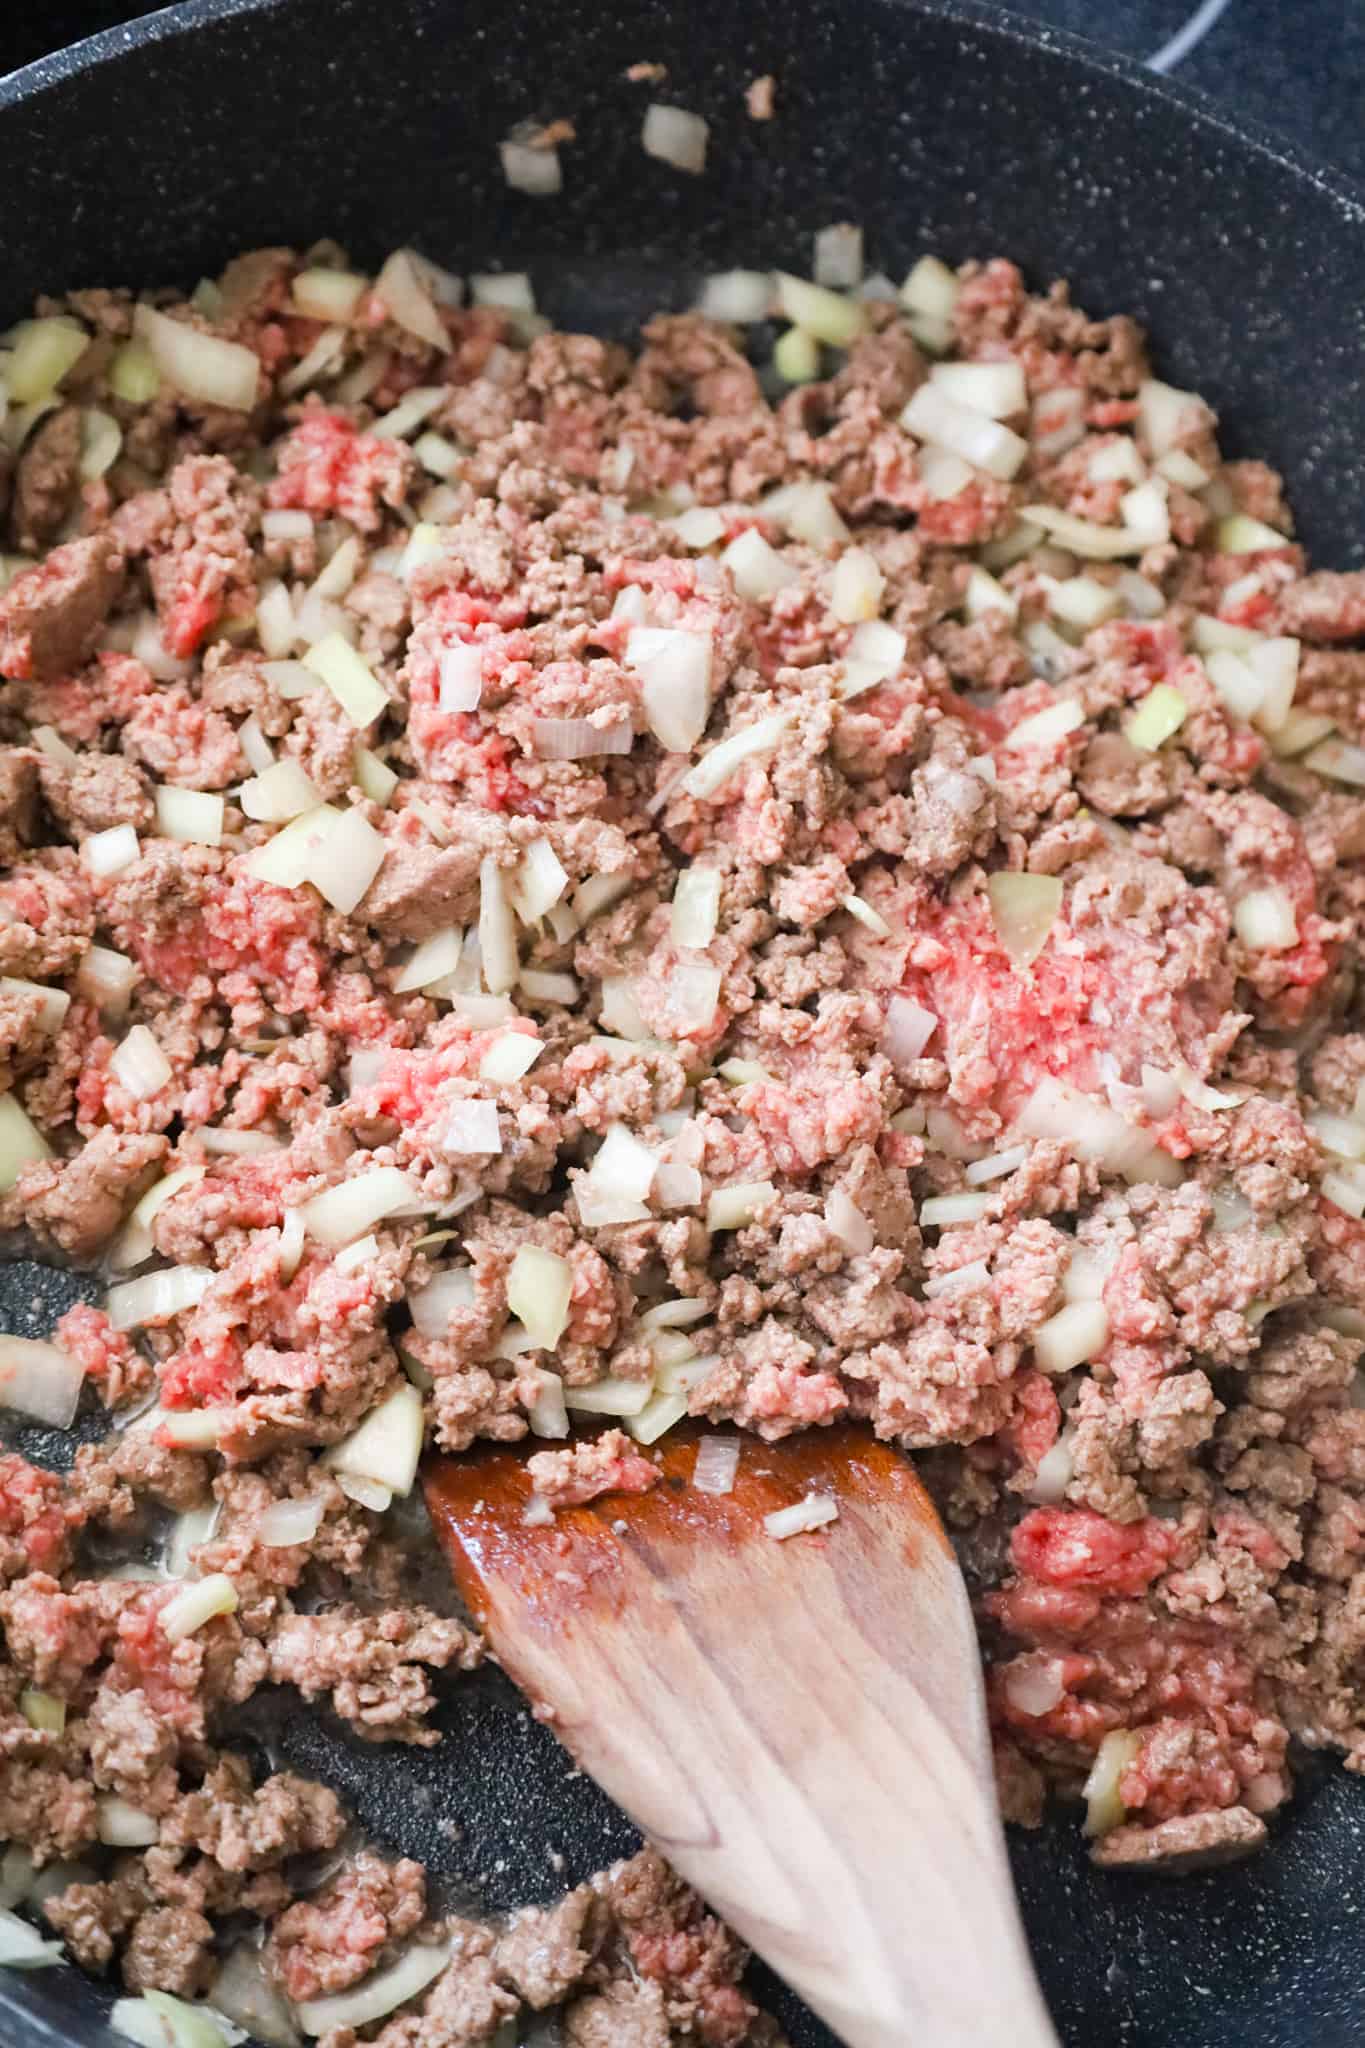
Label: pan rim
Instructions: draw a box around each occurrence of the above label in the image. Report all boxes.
[1,0,1363,227]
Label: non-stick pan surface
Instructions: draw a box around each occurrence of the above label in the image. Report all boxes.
[2,3,1365,2043]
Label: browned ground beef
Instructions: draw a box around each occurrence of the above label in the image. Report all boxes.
[1,237,1365,2035]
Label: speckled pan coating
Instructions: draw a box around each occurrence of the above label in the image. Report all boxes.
[1,4,1364,2047]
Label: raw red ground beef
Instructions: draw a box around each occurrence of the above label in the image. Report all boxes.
[2,233,1365,2034]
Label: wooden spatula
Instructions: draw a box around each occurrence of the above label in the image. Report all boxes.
[423,1421,1059,2048]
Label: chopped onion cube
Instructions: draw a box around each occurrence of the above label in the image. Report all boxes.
[353,746,398,807]
[625,625,713,753]
[0,1908,65,1970]
[706,1181,776,1232]
[110,1024,172,1102]
[326,1383,425,1497]
[899,254,960,340]
[884,995,937,1062]
[114,1162,206,1271]
[1033,1301,1109,1375]
[524,1366,569,1440]
[507,1245,574,1350]
[919,1192,992,1226]
[20,1689,66,1735]
[901,383,1027,481]
[73,945,136,1022]
[301,1166,420,1247]
[245,803,340,889]
[668,962,722,1033]
[518,968,578,1004]
[765,1494,838,1540]
[477,856,519,994]
[590,1123,659,1206]
[303,631,387,728]
[813,223,864,289]
[7,317,87,403]
[761,479,851,547]
[373,249,449,350]
[965,1145,1028,1186]
[161,1573,238,1643]
[964,566,1017,622]
[774,273,865,347]
[988,872,1063,968]
[722,528,798,601]
[291,267,366,321]
[394,928,463,994]
[928,359,1026,420]
[0,1094,51,1193]
[438,642,483,713]
[641,103,708,173]
[1124,684,1188,752]
[639,1297,710,1331]
[671,868,721,949]
[693,1436,741,1496]
[97,1797,159,1848]
[599,977,649,1041]
[336,1473,393,1512]
[564,1375,654,1417]
[916,445,974,501]
[1031,386,1087,461]
[334,1232,380,1274]
[655,1162,703,1209]
[1243,636,1300,732]
[773,327,820,385]
[1306,737,1365,786]
[1234,886,1298,952]
[1136,378,1208,457]
[479,1032,541,1084]
[469,272,536,313]
[830,546,885,624]
[106,1266,212,1333]
[1083,1729,1142,1838]
[78,407,122,482]
[1217,513,1288,554]
[682,711,789,800]
[134,304,259,412]
[1117,478,1170,546]
[824,1186,874,1254]
[531,715,633,759]
[443,1100,502,1157]
[1018,503,1150,560]
[696,270,773,322]
[923,1258,992,1301]
[842,893,892,938]
[1001,699,1084,752]
[304,807,385,915]
[0,977,69,1036]
[407,1268,475,1339]
[1156,448,1210,490]
[1045,575,1122,633]
[155,787,224,847]
[625,1389,688,1445]
[511,839,568,925]
[83,823,140,878]
[1190,612,1264,655]
[257,1497,325,1549]
[296,1941,452,2038]
[1323,1170,1365,1219]
[0,1335,83,1428]
[668,506,727,549]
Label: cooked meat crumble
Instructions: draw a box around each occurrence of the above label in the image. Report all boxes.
[2,238,1365,2034]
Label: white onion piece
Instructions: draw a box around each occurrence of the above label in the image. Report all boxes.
[919,1192,992,1227]
[531,716,633,759]
[655,1162,702,1209]
[929,359,1026,419]
[373,250,449,350]
[303,632,387,728]
[1033,1301,1109,1374]
[902,383,1027,481]
[76,944,137,1018]
[0,977,69,1036]
[641,104,708,173]
[408,1268,476,1338]
[987,872,1063,968]
[1018,503,1152,560]
[964,1145,1028,1186]
[564,1375,654,1417]
[763,479,850,547]
[0,1908,65,1969]
[773,272,865,347]
[97,1797,159,1848]
[1030,387,1087,461]
[696,270,773,322]
[682,711,789,800]
[923,1258,991,1301]
[79,408,122,481]
[238,715,274,775]
[0,1094,51,1191]
[842,893,892,938]
[706,1181,776,1231]
[722,528,798,601]
[155,787,224,847]
[765,1494,838,1540]
[1141,1065,1183,1118]
[442,1100,502,1157]
[438,643,483,713]
[133,304,260,412]
[1083,1730,1142,1838]
[29,725,79,766]
[113,1162,206,1271]
[301,1166,420,1247]
[639,1297,710,1331]
[296,1942,451,2038]
[599,976,649,1041]
[1028,1439,1075,1505]
[964,566,1017,622]
[625,626,713,753]
[525,1366,569,1440]
[394,926,462,993]
[336,1473,393,1512]
[668,962,722,1033]
[110,1025,172,1102]
[209,1946,302,2048]
[277,325,348,401]
[1045,575,1122,633]
[625,1388,688,1445]
[83,823,140,878]
[916,445,974,501]
[1119,478,1170,546]
[354,746,398,807]
[693,1435,741,1496]
[830,546,885,624]
[478,857,519,995]
[824,1186,874,1254]
[257,1497,325,1548]
[884,995,937,1061]
[507,1245,574,1349]
[156,1407,232,1449]
[479,1033,541,1084]
[325,1383,425,1496]
[1234,887,1298,952]
[0,1336,84,1428]
[1124,684,1188,752]
[813,223,864,289]
[304,807,385,915]
[161,1573,238,1643]
[1136,378,1208,457]
[511,839,568,925]
[1001,700,1084,752]
[668,507,727,548]
[671,868,721,948]
[1305,738,1365,786]
[590,1123,659,1205]
[1087,437,1145,485]
[1005,1659,1066,1718]
[1218,513,1289,554]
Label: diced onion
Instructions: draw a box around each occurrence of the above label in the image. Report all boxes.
[1217,513,1287,555]
[773,328,820,385]
[114,1163,206,1271]
[902,383,1027,481]
[655,1162,702,1209]
[919,1192,992,1226]
[407,1268,476,1340]
[303,631,387,728]
[1033,1300,1109,1374]
[292,267,367,321]
[668,507,727,549]
[325,1383,425,1497]
[824,1186,873,1254]
[842,893,893,938]
[599,977,649,1041]
[97,1797,159,1848]
[923,1258,991,1301]
[1015,1077,1181,1188]
[373,249,450,350]
[257,1497,326,1548]
[0,1908,65,1969]
[525,1367,569,1440]
[531,715,633,759]
[1136,378,1208,457]
[134,304,259,412]
[1028,1439,1075,1505]
[589,1124,659,1207]
[1305,738,1365,786]
[1083,1730,1142,1838]
[0,1093,51,1192]
[639,1297,710,1331]
[110,1024,172,1102]
[442,1100,502,1157]
[209,1947,301,2048]
[507,1245,574,1350]
[813,223,864,289]
[438,643,483,713]
[511,839,568,925]
[1124,684,1188,752]
[1233,887,1298,952]
[239,758,324,827]
[668,961,722,1033]
[1156,448,1210,490]
[565,1375,654,1417]
[764,1494,838,1540]
[79,407,123,482]
[1001,699,1084,752]
[336,1473,393,1512]
[899,254,959,350]
[1005,1659,1066,1718]
[682,711,789,800]
[155,787,224,847]
[988,872,1063,968]
[761,479,850,546]
[625,626,713,753]
[696,271,773,322]
[0,977,69,1036]
[965,1145,1028,1186]
[671,869,722,950]
[20,1688,66,1734]
[1045,575,1122,633]
[8,317,88,403]
[83,823,140,878]
[161,1573,238,1643]
[1030,387,1087,461]
[929,359,1026,420]
[693,1436,741,1495]
[306,807,386,916]
[625,1388,688,1445]
[641,104,708,174]
[253,582,296,658]
[476,1033,540,1087]
[964,566,1017,622]
[1018,503,1151,560]
[394,927,462,994]
[722,528,798,601]
[473,856,517,995]
[884,995,937,1062]
[470,272,536,313]
[157,1407,232,1449]
[774,273,865,347]
[830,546,885,625]
[354,746,398,807]
[301,1166,420,1247]
[0,1335,84,1428]
[706,1181,776,1231]
[237,715,275,776]
[840,618,908,698]
[296,1941,452,2037]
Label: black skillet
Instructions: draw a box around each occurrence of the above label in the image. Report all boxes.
[2,1,1365,2042]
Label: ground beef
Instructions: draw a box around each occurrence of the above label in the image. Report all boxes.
[2,235,1365,2034]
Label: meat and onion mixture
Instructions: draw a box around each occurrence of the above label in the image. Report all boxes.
[1,235,1365,2040]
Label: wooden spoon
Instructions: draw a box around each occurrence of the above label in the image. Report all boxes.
[424,1421,1059,2048]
